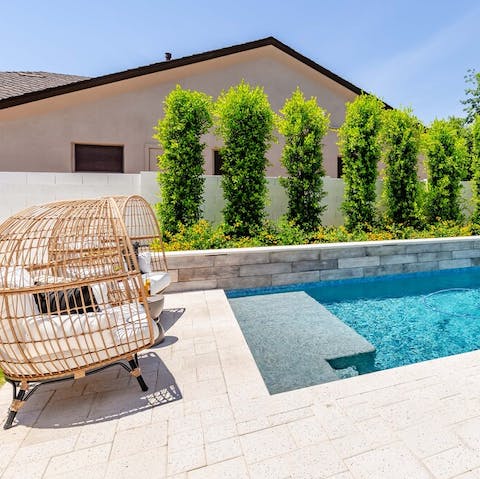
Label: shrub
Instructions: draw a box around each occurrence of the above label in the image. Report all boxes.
[472,115,480,222]
[162,219,228,251]
[161,219,476,251]
[153,85,213,233]
[338,94,384,231]
[422,119,468,222]
[271,218,311,245]
[215,81,274,236]
[381,108,422,225]
[447,116,473,180]
[277,88,330,231]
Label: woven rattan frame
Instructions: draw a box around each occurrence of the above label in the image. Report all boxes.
[0,198,156,428]
[110,195,168,273]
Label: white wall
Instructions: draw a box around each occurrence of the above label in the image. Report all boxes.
[0,171,474,227]
[0,172,140,221]
[139,173,346,226]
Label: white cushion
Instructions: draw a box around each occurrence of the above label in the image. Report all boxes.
[0,267,38,319]
[91,282,109,310]
[147,272,171,295]
[138,252,152,273]
[4,303,159,375]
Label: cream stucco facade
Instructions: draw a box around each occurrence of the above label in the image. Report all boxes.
[0,43,358,176]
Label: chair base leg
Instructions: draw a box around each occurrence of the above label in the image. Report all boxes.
[3,381,27,430]
[3,356,150,429]
[128,359,148,392]
[3,409,17,430]
[136,374,149,392]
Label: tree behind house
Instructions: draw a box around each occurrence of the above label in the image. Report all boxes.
[153,85,212,233]
[461,69,480,125]
[277,88,330,231]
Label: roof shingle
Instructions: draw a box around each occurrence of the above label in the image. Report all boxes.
[0,71,89,100]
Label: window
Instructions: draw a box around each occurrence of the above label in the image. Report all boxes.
[337,156,343,178]
[213,150,224,175]
[74,144,124,173]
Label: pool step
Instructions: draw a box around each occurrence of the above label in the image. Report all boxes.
[229,291,376,393]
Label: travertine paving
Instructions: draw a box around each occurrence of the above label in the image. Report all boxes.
[2,289,480,478]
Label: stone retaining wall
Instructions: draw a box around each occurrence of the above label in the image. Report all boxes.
[164,236,480,293]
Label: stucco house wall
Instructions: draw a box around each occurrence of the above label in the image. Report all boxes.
[0,44,356,177]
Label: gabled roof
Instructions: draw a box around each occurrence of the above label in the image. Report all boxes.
[0,37,366,111]
[0,71,89,101]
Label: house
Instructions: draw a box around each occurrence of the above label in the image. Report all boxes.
[0,37,367,177]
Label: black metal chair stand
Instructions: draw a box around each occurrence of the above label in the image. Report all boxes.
[3,354,148,430]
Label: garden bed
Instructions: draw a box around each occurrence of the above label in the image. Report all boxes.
[163,219,476,252]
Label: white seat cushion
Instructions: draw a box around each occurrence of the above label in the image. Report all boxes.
[2,303,158,376]
[147,272,171,295]
[0,267,38,318]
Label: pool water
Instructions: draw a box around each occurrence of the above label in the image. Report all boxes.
[227,267,480,389]
[323,287,480,371]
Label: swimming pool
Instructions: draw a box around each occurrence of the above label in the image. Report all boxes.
[227,267,480,393]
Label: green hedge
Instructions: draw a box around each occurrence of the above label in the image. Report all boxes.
[472,115,480,221]
[338,95,384,230]
[277,88,330,231]
[215,82,274,236]
[423,119,468,223]
[381,108,422,225]
[154,85,213,233]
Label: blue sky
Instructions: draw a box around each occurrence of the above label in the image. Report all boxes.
[2,0,479,124]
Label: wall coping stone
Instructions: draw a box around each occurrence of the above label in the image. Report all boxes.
[164,236,480,292]
[165,236,479,258]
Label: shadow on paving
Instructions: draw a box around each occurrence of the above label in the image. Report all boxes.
[160,307,186,332]
[4,351,182,430]
[150,308,186,349]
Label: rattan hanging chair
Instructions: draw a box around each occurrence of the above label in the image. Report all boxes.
[0,198,159,429]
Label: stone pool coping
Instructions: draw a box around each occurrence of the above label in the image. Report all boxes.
[164,236,480,293]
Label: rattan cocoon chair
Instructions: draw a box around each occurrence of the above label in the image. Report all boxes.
[0,198,158,429]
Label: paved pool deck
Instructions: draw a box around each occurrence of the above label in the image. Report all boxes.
[2,289,480,478]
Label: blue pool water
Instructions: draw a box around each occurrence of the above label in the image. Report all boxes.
[227,267,480,389]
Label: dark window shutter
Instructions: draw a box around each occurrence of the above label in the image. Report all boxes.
[75,144,124,173]
[337,157,343,178]
[213,150,224,176]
